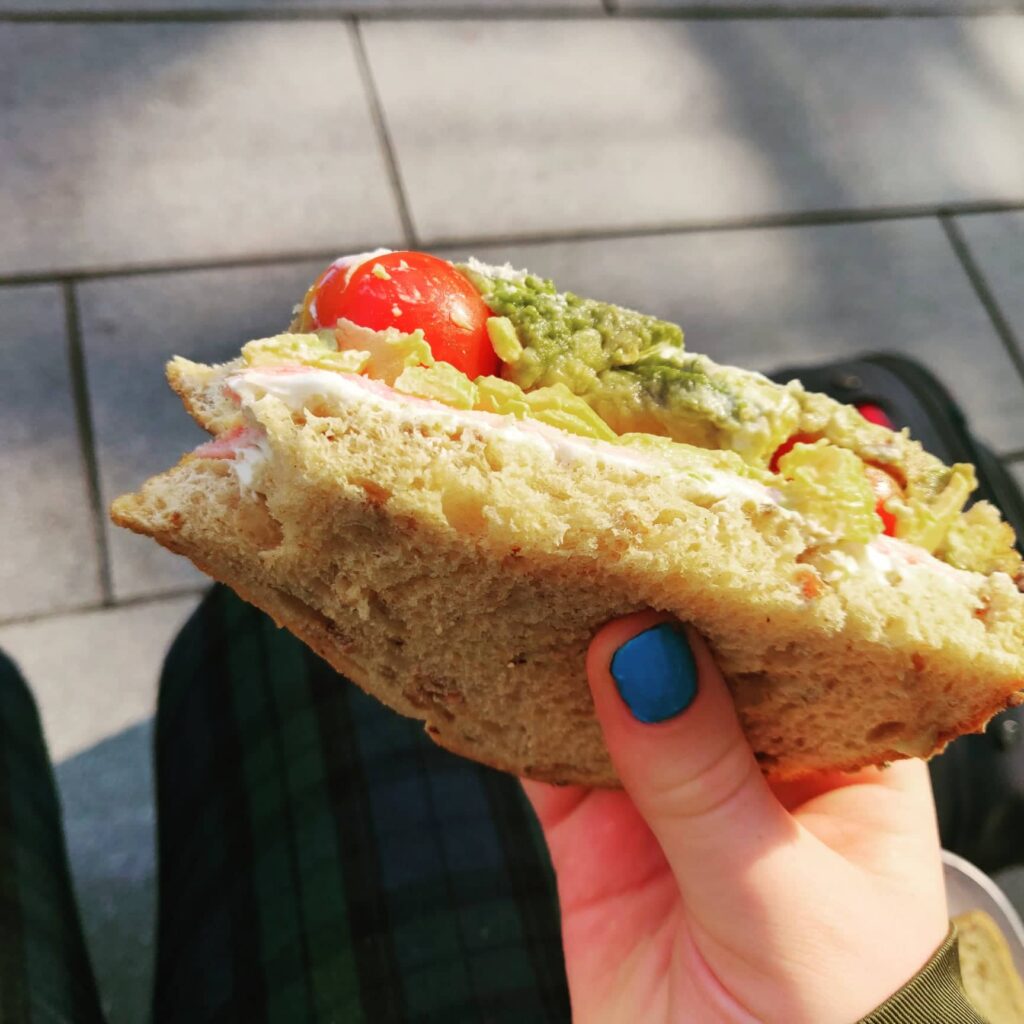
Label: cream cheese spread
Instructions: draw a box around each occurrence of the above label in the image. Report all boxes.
[224,366,779,509]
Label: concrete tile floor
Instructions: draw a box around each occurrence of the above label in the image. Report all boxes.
[1,0,600,11]
[617,0,1016,8]
[0,22,403,276]
[0,285,102,618]
[1,3,1023,1020]
[364,17,1024,240]
[78,260,325,598]
[957,212,1024,348]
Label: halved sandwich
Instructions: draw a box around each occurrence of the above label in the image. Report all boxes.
[111,250,1024,785]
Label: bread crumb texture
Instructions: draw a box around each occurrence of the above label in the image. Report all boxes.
[111,359,1024,785]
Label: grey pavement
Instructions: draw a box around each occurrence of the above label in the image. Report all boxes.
[0,22,403,276]
[2,0,599,10]
[956,212,1024,361]
[364,17,1024,241]
[617,0,1021,8]
[2,4,1024,1021]
[0,285,102,620]
[78,259,325,598]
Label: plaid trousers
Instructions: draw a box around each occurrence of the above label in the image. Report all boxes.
[0,586,571,1023]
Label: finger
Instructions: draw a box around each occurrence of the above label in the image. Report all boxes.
[587,612,797,903]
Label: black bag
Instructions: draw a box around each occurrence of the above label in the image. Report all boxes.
[769,354,1024,874]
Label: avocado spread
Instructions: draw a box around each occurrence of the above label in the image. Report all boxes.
[460,260,802,465]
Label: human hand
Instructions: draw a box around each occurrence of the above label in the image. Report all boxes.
[523,611,949,1024]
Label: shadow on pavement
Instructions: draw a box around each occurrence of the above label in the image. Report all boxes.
[57,720,156,1024]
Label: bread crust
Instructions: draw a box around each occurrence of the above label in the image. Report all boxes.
[110,359,1024,786]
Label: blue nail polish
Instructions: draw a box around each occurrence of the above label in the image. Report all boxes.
[610,623,697,724]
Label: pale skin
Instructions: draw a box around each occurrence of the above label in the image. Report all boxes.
[523,611,950,1024]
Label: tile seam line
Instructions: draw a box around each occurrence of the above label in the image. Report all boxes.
[940,215,1024,394]
[62,281,115,605]
[0,586,209,630]
[2,6,1024,20]
[4,200,1024,286]
[350,18,418,247]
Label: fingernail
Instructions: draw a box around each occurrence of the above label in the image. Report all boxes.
[610,623,697,724]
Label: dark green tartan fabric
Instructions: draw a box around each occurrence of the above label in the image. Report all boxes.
[0,589,1001,1024]
[153,585,571,1024]
[0,651,104,1024]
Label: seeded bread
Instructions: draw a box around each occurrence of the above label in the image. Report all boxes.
[111,357,1024,785]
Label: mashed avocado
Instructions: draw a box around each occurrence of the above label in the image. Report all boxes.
[461,261,801,464]
[460,263,683,390]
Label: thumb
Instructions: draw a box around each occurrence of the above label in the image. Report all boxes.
[588,611,795,902]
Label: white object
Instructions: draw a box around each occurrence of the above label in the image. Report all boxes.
[943,849,1024,979]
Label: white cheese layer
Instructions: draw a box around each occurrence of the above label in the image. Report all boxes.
[232,438,271,489]
[816,535,987,606]
[225,366,778,509]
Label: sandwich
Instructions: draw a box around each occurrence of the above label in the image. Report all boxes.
[111,249,1024,785]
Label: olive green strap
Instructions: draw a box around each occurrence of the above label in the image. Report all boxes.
[859,924,987,1023]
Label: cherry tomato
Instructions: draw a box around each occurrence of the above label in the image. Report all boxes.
[864,464,901,536]
[769,433,820,474]
[302,251,498,379]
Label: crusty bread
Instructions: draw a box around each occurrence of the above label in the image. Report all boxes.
[111,356,1024,785]
[953,910,1024,1024]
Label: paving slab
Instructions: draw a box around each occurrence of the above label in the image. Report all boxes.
[0,285,102,620]
[366,17,1024,242]
[2,0,598,9]
[447,218,1024,453]
[0,596,199,1024]
[57,724,155,1024]
[955,213,1024,359]
[79,260,326,599]
[0,22,401,277]
[0,594,198,762]
[617,0,1014,7]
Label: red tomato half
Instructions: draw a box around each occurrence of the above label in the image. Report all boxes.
[769,433,820,474]
[303,251,498,379]
[864,464,901,537]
